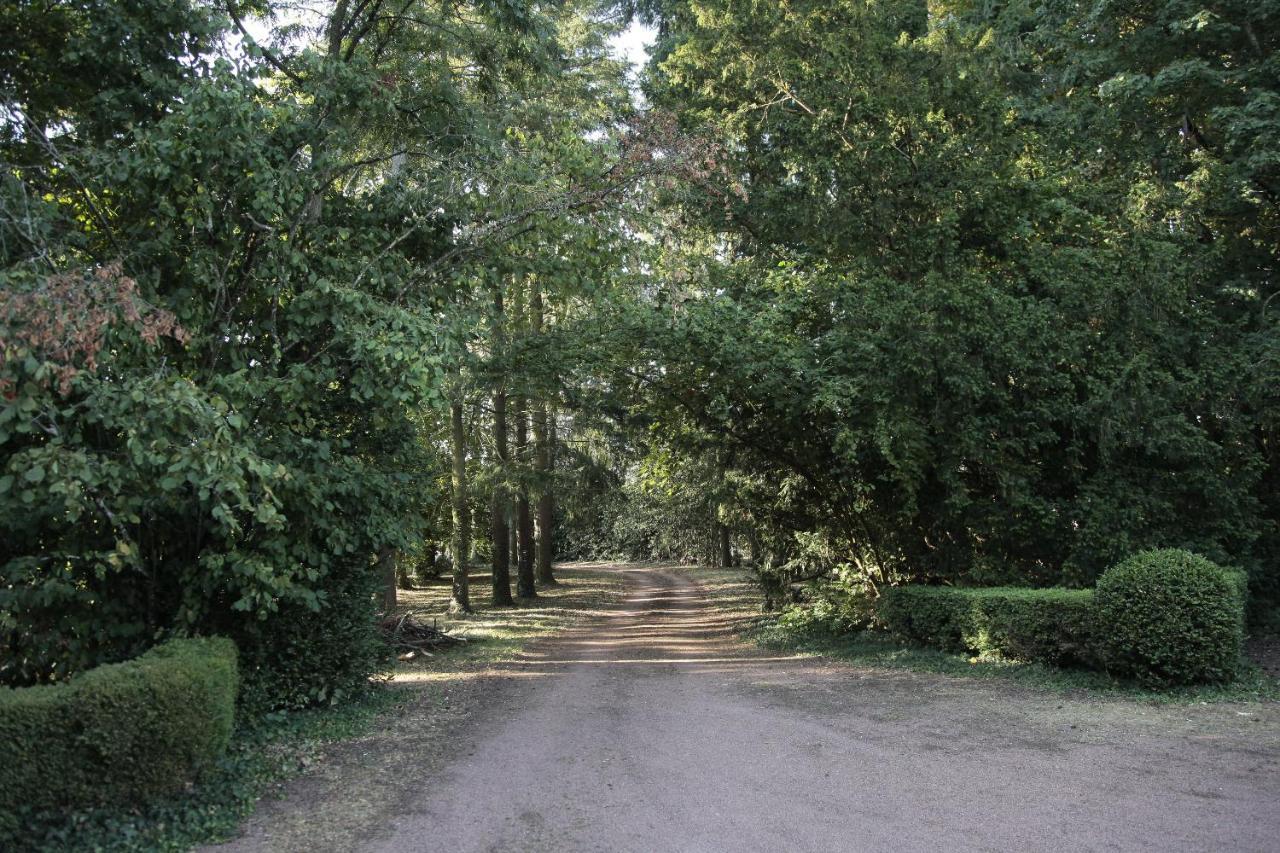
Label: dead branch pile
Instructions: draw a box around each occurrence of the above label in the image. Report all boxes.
[378,611,466,659]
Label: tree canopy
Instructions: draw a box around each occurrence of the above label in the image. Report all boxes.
[2,0,1277,706]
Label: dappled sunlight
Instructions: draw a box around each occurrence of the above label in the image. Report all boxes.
[390,668,552,684]
[389,564,630,682]
[390,562,808,683]
[503,656,808,667]
[442,563,822,678]
[394,565,625,629]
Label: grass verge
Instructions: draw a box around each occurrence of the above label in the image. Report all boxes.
[674,565,1280,705]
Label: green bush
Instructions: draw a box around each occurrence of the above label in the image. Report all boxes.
[0,637,239,834]
[878,586,1097,666]
[779,580,876,636]
[1094,549,1245,686]
[230,565,389,714]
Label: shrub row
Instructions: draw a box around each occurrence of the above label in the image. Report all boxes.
[0,637,239,833]
[879,549,1246,686]
[878,586,1097,666]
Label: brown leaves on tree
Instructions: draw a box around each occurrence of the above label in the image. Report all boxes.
[617,111,748,209]
[0,262,189,397]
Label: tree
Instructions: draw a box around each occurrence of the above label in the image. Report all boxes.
[0,0,613,702]
[450,398,471,613]
[591,0,1280,605]
[514,394,538,598]
[531,281,558,585]
[489,289,514,606]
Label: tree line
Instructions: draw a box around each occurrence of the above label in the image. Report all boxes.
[2,0,1277,711]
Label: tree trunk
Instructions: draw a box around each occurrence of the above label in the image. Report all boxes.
[424,541,439,581]
[533,402,555,585]
[508,502,519,577]
[515,397,537,598]
[491,388,513,605]
[531,283,556,585]
[380,545,397,613]
[490,287,513,605]
[450,399,471,613]
[719,524,732,568]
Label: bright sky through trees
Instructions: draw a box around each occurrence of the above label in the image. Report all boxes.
[609,21,655,73]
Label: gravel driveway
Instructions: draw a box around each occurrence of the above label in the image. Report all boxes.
[212,564,1280,853]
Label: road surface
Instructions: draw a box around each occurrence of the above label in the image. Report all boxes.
[212,564,1280,853]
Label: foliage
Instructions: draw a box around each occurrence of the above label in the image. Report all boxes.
[0,637,238,838]
[1094,549,1246,686]
[871,549,1247,685]
[602,0,1280,614]
[233,568,391,715]
[550,397,742,564]
[878,586,1097,667]
[5,682,405,853]
[2,0,1279,809]
[0,0,634,705]
[777,579,874,637]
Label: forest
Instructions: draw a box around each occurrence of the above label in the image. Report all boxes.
[1,0,1278,848]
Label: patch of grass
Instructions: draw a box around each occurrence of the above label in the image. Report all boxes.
[387,563,626,681]
[673,565,1280,705]
[755,621,1280,704]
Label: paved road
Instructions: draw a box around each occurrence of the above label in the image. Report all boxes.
[218,565,1280,852]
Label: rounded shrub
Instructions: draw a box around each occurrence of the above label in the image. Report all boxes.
[0,637,239,835]
[1094,549,1245,686]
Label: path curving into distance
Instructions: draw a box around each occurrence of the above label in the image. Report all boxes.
[215,564,1280,852]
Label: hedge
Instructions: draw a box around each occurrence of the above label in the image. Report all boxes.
[0,637,239,833]
[1094,549,1245,686]
[878,586,1097,666]
[877,549,1248,685]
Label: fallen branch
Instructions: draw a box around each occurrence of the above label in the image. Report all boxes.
[378,611,467,657]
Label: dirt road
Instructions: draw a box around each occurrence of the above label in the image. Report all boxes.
[214,565,1280,852]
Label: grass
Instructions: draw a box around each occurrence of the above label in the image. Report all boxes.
[755,622,1280,704]
[673,565,1280,705]
[8,563,625,853]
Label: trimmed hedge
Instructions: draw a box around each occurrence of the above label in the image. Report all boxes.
[0,637,238,832]
[879,586,1096,666]
[1094,549,1245,686]
[877,549,1248,686]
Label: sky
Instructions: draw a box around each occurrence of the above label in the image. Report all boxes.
[609,21,658,78]
[240,12,657,90]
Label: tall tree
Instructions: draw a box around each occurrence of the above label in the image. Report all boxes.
[380,547,399,613]
[450,398,471,613]
[490,288,514,605]
[531,280,557,584]
[514,395,537,598]
[592,0,1280,602]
